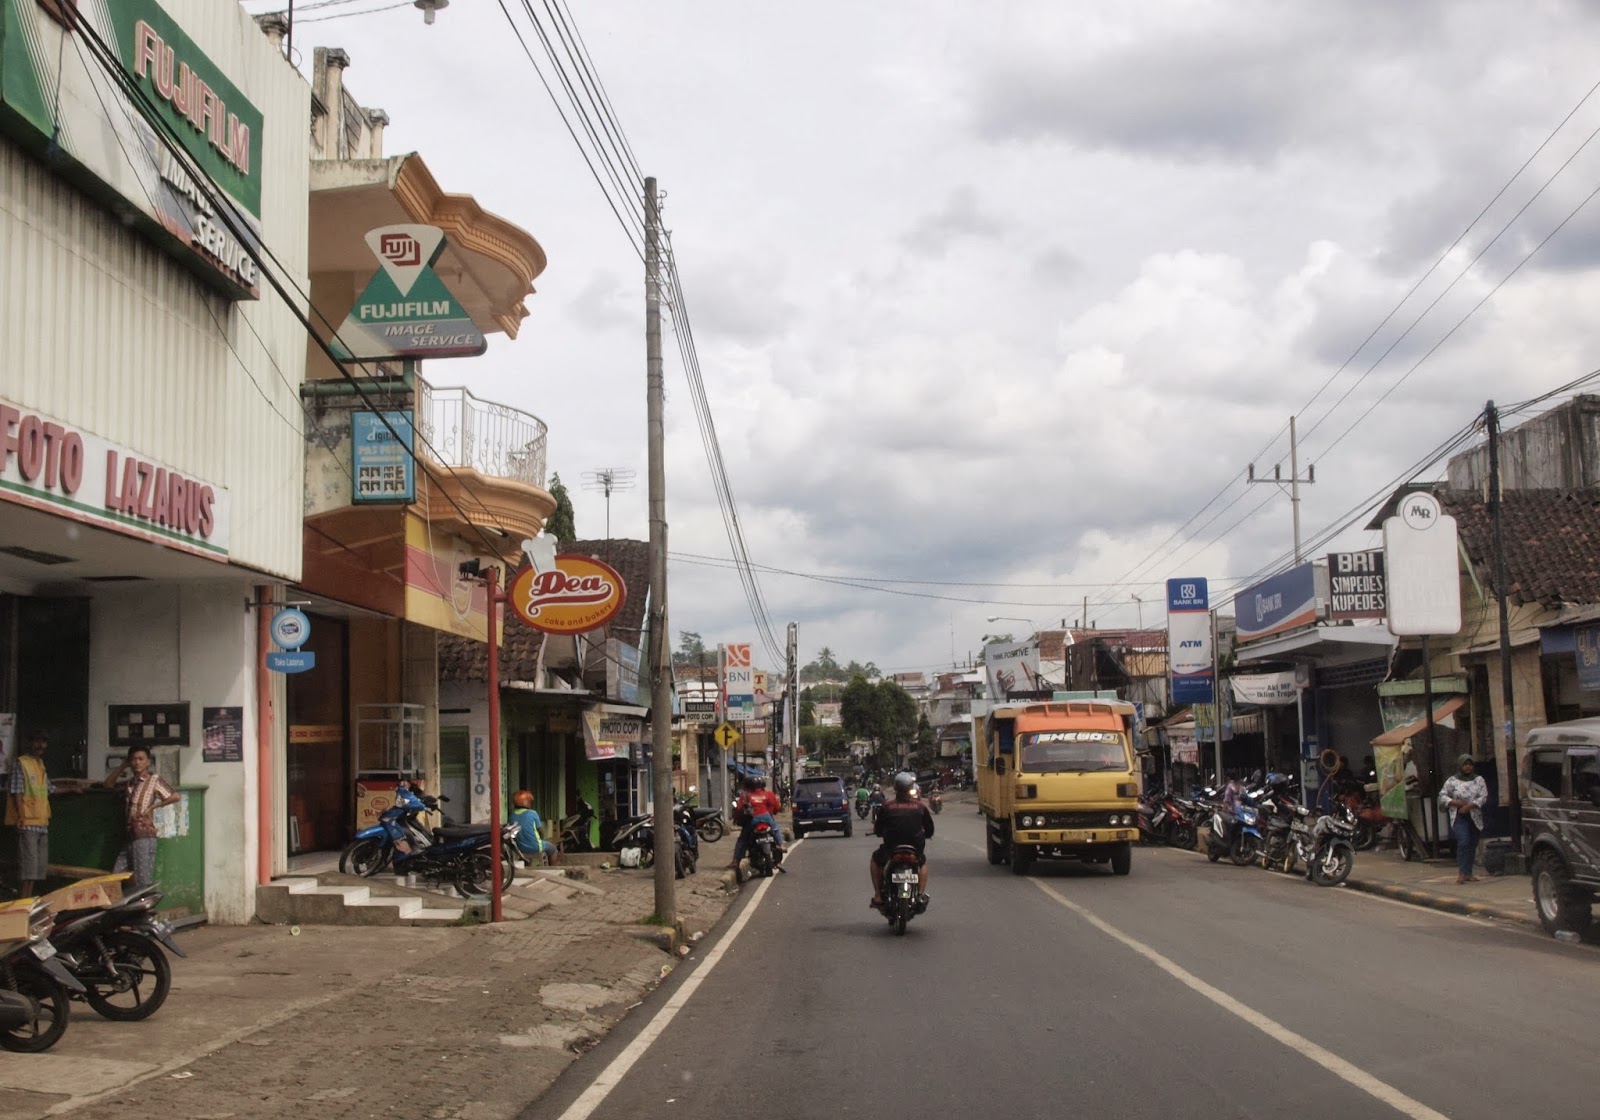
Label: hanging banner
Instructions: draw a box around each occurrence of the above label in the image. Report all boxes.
[581,709,617,760]
[1230,671,1299,706]
[984,638,1042,701]
[1166,578,1214,705]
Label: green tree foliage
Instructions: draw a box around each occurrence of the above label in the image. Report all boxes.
[545,472,577,544]
[800,725,848,762]
[910,714,937,771]
[672,631,708,669]
[840,675,920,760]
[800,695,816,727]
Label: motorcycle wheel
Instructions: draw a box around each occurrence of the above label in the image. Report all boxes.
[339,838,389,878]
[83,932,171,1021]
[0,967,70,1052]
[1230,834,1260,867]
[1206,846,1222,863]
[894,902,909,936]
[674,846,687,880]
[1313,842,1355,887]
[697,819,725,844]
[1353,820,1378,852]
[457,851,515,897]
[1170,823,1197,851]
[1395,823,1418,863]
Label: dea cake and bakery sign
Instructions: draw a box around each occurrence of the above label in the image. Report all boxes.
[508,555,627,635]
[0,0,265,298]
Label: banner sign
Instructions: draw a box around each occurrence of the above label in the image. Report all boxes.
[1230,671,1298,706]
[984,638,1043,701]
[0,0,266,297]
[1577,625,1600,693]
[581,709,617,760]
[1233,564,1321,644]
[1327,550,1386,621]
[1166,578,1214,705]
[330,225,487,361]
[1384,492,1462,636]
[352,412,416,503]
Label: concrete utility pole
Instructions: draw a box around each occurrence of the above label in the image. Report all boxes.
[787,622,799,795]
[644,176,674,922]
[1248,415,1316,564]
[1487,401,1522,851]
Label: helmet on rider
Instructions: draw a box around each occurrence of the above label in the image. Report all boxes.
[513,790,535,809]
[893,771,915,798]
[754,775,767,789]
[741,776,758,792]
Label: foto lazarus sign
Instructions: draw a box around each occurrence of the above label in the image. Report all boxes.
[508,554,627,634]
[1384,492,1461,636]
[331,226,487,361]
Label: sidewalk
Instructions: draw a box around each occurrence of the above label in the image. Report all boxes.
[0,865,738,1120]
[1343,845,1539,929]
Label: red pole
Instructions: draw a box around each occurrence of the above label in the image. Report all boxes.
[486,565,504,924]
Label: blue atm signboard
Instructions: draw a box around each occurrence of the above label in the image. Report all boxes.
[1167,577,1214,705]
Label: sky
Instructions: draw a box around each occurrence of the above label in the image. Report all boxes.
[254,0,1600,676]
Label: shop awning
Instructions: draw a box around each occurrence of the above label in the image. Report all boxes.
[729,762,767,778]
[1370,696,1468,746]
[1451,630,1541,657]
[1235,624,1396,665]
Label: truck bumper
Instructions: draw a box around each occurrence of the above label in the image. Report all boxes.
[1016,828,1137,846]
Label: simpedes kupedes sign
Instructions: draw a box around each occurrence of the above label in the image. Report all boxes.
[0,0,265,298]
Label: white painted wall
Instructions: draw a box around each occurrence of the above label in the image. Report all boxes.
[438,680,490,822]
[88,579,261,925]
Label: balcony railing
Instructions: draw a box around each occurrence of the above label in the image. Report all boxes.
[416,380,547,490]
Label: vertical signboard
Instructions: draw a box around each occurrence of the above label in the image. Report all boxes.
[1383,493,1462,637]
[352,412,416,503]
[470,734,489,823]
[1576,625,1600,693]
[1326,550,1386,621]
[1167,578,1214,705]
[724,642,755,722]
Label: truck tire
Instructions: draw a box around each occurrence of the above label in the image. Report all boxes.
[1011,843,1034,876]
[1533,850,1594,937]
[1110,842,1132,876]
[985,827,1006,866]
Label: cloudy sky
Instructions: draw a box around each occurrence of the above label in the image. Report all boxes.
[260,0,1600,675]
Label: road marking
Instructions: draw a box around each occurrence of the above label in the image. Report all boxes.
[554,838,800,1120]
[1030,879,1449,1120]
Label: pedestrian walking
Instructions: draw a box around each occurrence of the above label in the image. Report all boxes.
[6,731,54,898]
[1439,753,1488,884]
[103,746,180,889]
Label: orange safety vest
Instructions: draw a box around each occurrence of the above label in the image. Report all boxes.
[5,755,50,828]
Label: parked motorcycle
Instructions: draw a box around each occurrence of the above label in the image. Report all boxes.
[1331,786,1385,851]
[683,790,726,843]
[673,800,700,878]
[1290,804,1357,886]
[51,885,184,1021]
[877,845,927,935]
[339,784,435,877]
[558,798,597,853]
[0,901,87,1052]
[1203,802,1260,866]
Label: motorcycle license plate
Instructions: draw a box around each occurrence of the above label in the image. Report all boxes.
[890,870,917,882]
[29,941,54,961]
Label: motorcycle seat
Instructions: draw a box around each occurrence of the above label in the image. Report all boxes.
[889,844,920,856]
[435,823,491,840]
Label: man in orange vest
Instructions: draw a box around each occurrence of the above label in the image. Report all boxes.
[6,731,53,898]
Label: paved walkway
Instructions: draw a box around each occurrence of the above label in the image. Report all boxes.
[1343,843,1540,928]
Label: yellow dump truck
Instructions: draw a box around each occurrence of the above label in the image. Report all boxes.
[976,698,1141,876]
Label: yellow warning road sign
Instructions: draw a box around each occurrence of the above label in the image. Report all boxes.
[713,721,742,749]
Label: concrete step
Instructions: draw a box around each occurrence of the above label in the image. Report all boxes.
[256,876,463,927]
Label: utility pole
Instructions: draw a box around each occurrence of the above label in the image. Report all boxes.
[1210,607,1223,783]
[787,622,799,797]
[1248,415,1316,564]
[1487,401,1522,851]
[644,176,674,923]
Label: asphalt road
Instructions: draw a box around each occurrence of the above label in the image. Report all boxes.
[525,801,1600,1120]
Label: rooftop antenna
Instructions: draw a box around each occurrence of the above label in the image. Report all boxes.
[582,468,636,539]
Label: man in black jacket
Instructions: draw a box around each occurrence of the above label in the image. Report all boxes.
[869,771,934,909]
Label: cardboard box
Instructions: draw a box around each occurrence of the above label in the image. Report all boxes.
[0,899,35,942]
[40,873,129,916]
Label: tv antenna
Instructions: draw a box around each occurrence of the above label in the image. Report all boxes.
[582,468,636,538]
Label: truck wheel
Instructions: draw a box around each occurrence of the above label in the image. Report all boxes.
[985,829,1006,866]
[1533,851,1594,937]
[1110,842,1132,876]
[1011,843,1034,876]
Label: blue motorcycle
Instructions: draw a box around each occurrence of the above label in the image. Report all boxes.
[340,786,517,895]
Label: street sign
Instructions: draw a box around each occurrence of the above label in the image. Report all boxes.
[713,722,742,749]
[265,650,315,674]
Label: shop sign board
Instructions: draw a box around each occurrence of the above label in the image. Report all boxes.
[724,642,754,720]
[0,0,266,298]
[581,710,617,761]
[1231,671,1298,706]
[1576,625,1600,692]
[984,638,1041,701]
[1383,492,1462,637]
[470,734,488,822]
[351,412,416,503]
[265,651,315,674]
[1166,578,1214,705]
[269,609,310,650]
[606,639,641,705]
[1232,564,1322,645]
[1326,549,1386,621]
[508,554,627,634]
[330,226,487,361]
[0,398,231,559]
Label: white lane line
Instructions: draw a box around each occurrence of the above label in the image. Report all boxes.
[554,838,801,1120]
[1030,879,1449,1120]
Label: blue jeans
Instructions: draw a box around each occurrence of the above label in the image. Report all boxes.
[733,814,782,860]
[1451,814,1480,877]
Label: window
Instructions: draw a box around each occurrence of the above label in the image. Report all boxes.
[1527,749,1564,799]
[1571,752,1600,804]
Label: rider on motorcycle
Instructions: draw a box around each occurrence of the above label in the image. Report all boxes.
[730,776,785,871]
[855,783,871,810]
[869,771,934,911]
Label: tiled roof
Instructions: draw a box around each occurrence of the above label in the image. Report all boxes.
[439,539,651,684]
[1438,488,1600,608]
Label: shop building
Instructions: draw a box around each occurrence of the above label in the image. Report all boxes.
[0,0,310,922]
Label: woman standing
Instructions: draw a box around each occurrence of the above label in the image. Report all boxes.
[1438,754,1488,885]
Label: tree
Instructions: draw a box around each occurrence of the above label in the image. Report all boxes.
[800,695,816,727]
[545,472,576,543]
[672,631,708,669]
[840,674,879,748]
[910,714,937,771]
[800,725,847,764]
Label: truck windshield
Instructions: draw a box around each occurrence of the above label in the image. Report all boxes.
[1018,730,1128,773]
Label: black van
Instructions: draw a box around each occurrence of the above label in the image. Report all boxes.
[1521,718,1600,937]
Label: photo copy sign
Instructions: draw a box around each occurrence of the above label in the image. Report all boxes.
[1167,578,1214,705]
[1384,492,1461,637]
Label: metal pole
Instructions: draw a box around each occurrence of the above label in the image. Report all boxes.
[486,566,504,923]
[1210,609,1223,782]
[1487,400,1522,851]
[1423,634,1439,860]
[645,176,675,922]
[1290,414,1302,565]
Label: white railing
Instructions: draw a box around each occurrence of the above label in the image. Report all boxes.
[416,380,547,489]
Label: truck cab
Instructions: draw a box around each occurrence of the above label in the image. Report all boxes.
[977,699,1141,876]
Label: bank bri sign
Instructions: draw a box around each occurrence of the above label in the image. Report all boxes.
[1166,578,1214,705]
[1233,563,1323,645]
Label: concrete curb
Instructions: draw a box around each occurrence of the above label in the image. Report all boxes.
[1343,876,1538,928]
